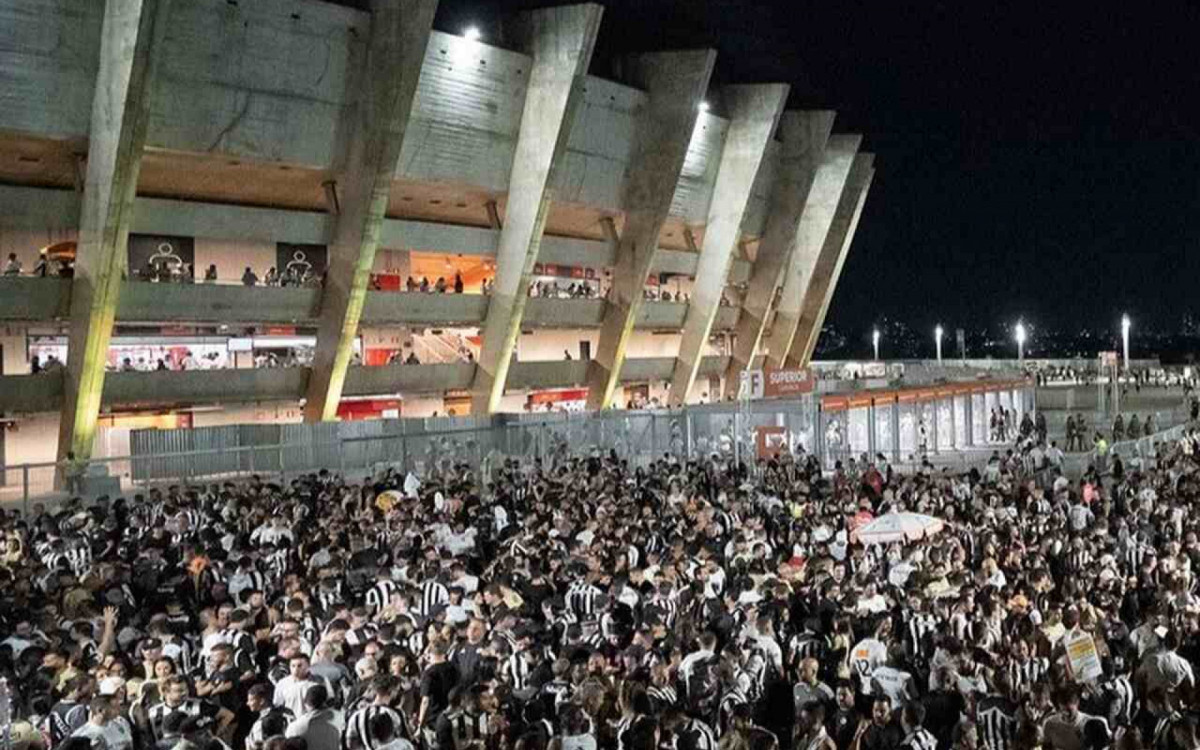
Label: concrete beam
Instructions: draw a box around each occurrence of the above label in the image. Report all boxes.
[763,134,861,368]
[469,4,603,414]
[57,0,173,463]
[666,84,788,407]
[722,111,834,398]
[303,0,438,422]
[584,49,717,410]
[789,154,875,367]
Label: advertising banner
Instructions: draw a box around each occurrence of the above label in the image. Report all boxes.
[128,234,195,279]
[763,367,815,397]
[276,243,328,281]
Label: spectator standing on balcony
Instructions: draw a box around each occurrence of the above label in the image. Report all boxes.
[33,250,48,277]
[419,277,430,293]
[563,350,572,360]
[242,267,258,286]
[265,267,280,286]
[58,259,74,278]
[406,276,418,292]
[434,277,447,293]
[3,253,21,275]
[204,264,218,283]
[453,273,463,294]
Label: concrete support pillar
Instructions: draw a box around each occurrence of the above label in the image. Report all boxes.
[470,4,603,414]
[57,0,173,462]
[763,135,861,368]
[721,111,835,399]
[584,50,717,410]
[666,84,788,408]
[304,0,438,422]
[787,153,875,368]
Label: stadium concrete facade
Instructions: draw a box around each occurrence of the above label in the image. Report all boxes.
[0,0,874,463]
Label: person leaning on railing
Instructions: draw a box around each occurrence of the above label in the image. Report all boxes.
[62,451,87,496]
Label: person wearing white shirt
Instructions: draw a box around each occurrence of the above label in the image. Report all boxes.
[849,630,890,693]
[680,633,718,697]
[871,663,917,709]
[1046,441,1065,467]
[1068,502,1094,532]
[274,655,329,717]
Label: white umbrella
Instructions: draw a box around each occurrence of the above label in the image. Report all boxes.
[852,512,945,545]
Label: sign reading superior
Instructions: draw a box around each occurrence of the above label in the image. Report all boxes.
[740,367,814,400]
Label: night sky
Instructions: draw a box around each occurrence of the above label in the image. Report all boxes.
[353,0,1200,338]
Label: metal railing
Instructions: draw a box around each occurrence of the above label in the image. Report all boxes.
[1,407,805,513]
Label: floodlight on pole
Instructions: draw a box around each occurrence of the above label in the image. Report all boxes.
[1015,322,1027,363]
[1121,314,1131,371]
[464,26,482,41]
[872,328,881,361]
[935,325,944,364]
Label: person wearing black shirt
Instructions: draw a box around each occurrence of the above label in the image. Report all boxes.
[418,641,458,741]
[856,696,903,750]
[828,681,860,750]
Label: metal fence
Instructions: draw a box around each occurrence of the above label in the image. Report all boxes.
[0,399,820,512]
[10,393,1181,514]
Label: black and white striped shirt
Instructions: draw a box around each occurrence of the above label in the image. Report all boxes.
[146,699,212,743]
[900,728,938,750]
[505,652,533,692]
[566,581,604,622]
[366,580,401,614]
[718,687,748,736]
[787,631,827,669]
[420,580,450,617]
[229,570,269,604]
[344,704,408,750]
[647,685,677,711]
[679,718,718,750]
[1067,548,1093,573]
[977,697,1017,750]
[1007,657,1048,695]
[443,710,487,750]
[906,613,938,662]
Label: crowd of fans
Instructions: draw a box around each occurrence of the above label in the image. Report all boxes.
[5,421,1200,750]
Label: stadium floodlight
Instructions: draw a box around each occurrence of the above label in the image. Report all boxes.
[1015,322,1027,362]
[935,325,944,364]
[464,26,482,41]
[872,328,881,361]
[1121,314,1131,371]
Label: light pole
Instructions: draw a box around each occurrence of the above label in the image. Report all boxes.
[1015,322,1027,363]
[872,328,881,361]
[935,325,944,364]
[1121,314,1131,372]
